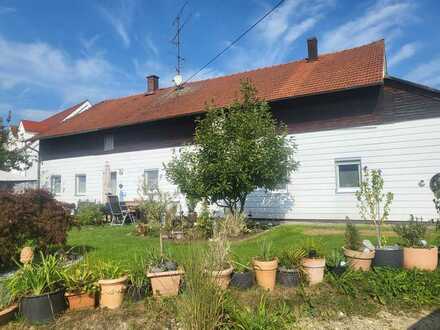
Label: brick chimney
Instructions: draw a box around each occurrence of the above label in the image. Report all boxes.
[146,75,159,93]
[307,37,318,61]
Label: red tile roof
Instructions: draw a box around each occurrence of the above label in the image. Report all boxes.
[39,40,385,139]
[22,101,88,134]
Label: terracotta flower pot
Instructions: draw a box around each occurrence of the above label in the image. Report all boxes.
[343,247,375,271]
[0,304,18,326]
[98,275,128,309]
[211,266,233,289]
[403,247,438,271]
[302,257,325,285]
[252,258,278,291]
[147,270,184,297]
[65,292,96,310]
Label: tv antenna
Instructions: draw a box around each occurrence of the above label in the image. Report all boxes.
[171,1,192,87]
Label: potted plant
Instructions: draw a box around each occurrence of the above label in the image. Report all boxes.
[343,220,375,271]
[5,253,67,324]
[146,249,184,297]
[277,247,305,287]
[96,261,128,309]
[0,282,17,326]
[252,240,278,291]
[230,259,254,289]
[208,233,233,289]
[62,260,98,310]
[326,249,347,276]
[393,215,438,271]
[301,239,326,285]
[126,255,149,302]
[356,167,402,267]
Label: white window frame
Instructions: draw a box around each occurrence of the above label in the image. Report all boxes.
[110,171,117,195]
[104,134,114,151]
[335,158,361,193]
[50,175,61,195]
[144,169,159,192]
[75,174,87,195]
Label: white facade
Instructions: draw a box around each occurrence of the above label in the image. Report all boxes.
[41,116,440,221]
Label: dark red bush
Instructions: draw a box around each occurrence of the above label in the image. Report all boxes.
[0,189,75,268]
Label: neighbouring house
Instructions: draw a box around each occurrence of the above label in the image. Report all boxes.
[35,39,440,221]
[0,101,92,192]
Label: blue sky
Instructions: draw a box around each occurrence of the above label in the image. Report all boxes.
[0,0,439,124]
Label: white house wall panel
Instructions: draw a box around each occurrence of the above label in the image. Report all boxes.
[41,116,440,221]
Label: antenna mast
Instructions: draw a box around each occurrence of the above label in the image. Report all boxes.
[172,2,191,86]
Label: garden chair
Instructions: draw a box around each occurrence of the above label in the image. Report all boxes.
[107,194,135,225]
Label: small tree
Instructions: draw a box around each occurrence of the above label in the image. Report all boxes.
[0,112,30,171]
[355,167,393,248]
[165,80,298,214]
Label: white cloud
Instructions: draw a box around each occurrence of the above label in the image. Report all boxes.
[321,0,413,52]
[405,57,440,88]
[388,42,419,67]
[0,6,15,15]
[97,0,136,48]
[285,17,319,44]
[0,33,137,108]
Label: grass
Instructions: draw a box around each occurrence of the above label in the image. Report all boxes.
[67,223,426,268]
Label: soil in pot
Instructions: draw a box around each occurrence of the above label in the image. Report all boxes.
[147,270,184,297]
[20,289,67,324]
[252,258,278,291]
[230,271,254,289]
[302,258,325,285]
[343,247,375,271]
[0,304,18,326]
[277,267,300,287]
[65,292,95,310]
[98,275,128,309]
[327,265,347,277]
[373,246,403,268]
[211,266,233,289]
[403,247,438,271]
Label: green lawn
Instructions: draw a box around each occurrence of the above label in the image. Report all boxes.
[67,223,413,269]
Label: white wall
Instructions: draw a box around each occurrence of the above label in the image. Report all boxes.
[41,117,440,221]
[247,117,440,221]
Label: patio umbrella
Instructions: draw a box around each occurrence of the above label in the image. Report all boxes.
[102,162,112,203]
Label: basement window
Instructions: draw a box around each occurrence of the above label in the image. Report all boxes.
[104,134,114,151]
[335,159,361,193]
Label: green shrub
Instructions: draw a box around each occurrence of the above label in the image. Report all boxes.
[0,280,13,309]
[217,212,248,238]
[225,293,295,330]
[76,202,105,225]
[62,259,99,294]
[0,189,75,269]
[278,247,306,269]
[95,261,126,280]
[192,202,214,239]
[255,239,275,261]
[393,215,429,247]
[345,220,362,251]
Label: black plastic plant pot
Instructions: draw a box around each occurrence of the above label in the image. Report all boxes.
[277,267,300,287]
[230,271,254,289]
[126,285,148,302]
[373,246,403,268]
[20,289,67,324]
[327,265,347,276]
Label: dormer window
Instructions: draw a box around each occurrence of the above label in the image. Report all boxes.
[104,134,114,151]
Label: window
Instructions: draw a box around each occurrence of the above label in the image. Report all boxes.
[75,174,87,195]
[144,169,159,192]
[335,159,361,192]
[104,134,114,151]
[110,171,117,195]
[50,175,61,194]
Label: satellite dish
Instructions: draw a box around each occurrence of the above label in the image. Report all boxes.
[173,74,183,87]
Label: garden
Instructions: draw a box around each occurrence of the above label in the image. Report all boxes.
[1,82,440,329]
